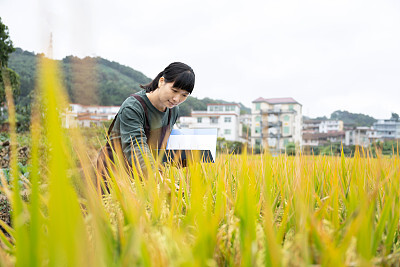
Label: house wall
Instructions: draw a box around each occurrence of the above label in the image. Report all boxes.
[319,120,344,133]
[251,101,302,151]
[190,104,241,141]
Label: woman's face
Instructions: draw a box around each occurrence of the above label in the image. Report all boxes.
[158,78,190,109]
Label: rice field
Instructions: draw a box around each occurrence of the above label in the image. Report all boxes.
[1,57,400,266]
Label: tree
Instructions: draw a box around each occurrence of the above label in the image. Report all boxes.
[0,17,20,121]
[285,142,296,156]
[0,17,15,67]
[217,137,244,154]
[391,113,399,121]
[330,110,376,127]
[0,68,20,107]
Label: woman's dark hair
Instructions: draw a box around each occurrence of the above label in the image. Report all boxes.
[140,62,195,93]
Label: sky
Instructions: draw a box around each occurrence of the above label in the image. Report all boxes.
[1,0,399,119]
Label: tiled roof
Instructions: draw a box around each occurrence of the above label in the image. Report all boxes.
[206,103,240,106]
[190,113,238,116]
[70,103,120,108]
[303,119,322,124]
[252,97,300,105]
[77,117,109,121]
[302,131,345,140]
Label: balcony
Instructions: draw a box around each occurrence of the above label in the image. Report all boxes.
[267,133,282,139]
[259,109,297,115]
[264,121,282,128]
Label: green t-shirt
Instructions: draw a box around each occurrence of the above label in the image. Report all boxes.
[110,90,179,172]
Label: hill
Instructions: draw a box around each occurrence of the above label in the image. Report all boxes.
[330,110,377,127]
[8,48,151,107]
[8,48,250,117]
[311,110,377,127]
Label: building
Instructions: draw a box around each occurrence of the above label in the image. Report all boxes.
[183,103,241,141]
[303,131,346,147]
[303,119,322,134]
[63,103,120,128]
[251,97,302,152]
[319,120,344,133]
[69,104,120,120]
[303,119,344,134]
[176,116,196,128]
[373,119,400,140]
[345,127,380,147]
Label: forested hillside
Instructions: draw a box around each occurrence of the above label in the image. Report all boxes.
[8,48,151,106]
[330,110,377,127]
[8,48,250,118]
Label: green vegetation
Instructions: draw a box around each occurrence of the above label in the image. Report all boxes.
[217,137,244,154]
[297,140,399,157]
[8,48,151,108]
[285,142,296,155]
[391,112,399,121]
[311,110,377,127]
[0,17,20,126]
[0,18,15,67]
[330,110,377,126]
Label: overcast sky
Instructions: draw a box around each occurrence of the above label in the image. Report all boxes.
[1,0,399,119]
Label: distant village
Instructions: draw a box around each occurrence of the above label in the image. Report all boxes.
[63,97,400,153]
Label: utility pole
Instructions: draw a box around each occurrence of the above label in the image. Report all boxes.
[47,33,53,59]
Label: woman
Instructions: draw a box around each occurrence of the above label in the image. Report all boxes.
[97,62,195,182]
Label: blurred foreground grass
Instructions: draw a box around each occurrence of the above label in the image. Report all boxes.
[0,57,400,267]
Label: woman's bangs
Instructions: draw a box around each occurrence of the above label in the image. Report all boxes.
[172,71,195,93]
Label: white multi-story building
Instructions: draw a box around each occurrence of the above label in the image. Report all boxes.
[303,119,344,134]
[183,104,241,141]
[251,97,302,151]
[319,120,344,133]
[345,127,380,147]
[303,119,322,134]
[373,119,400,140]
[303,131,345,147]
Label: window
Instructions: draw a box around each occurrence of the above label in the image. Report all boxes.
[226,106,235,111]
[255,103,260,111]
[224,129,231,135]
[224,117,231,123]
[274,104,281,111]
[283,139,289,146]
[255,139,261,146]
[289,104,294,111]
[283,126,290,134]
[284,115,290,121]
[255,127,261,134]
[211,117,218,124]
[197,117,202,123]
[209,106,223,111]
[255,116,261,122]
